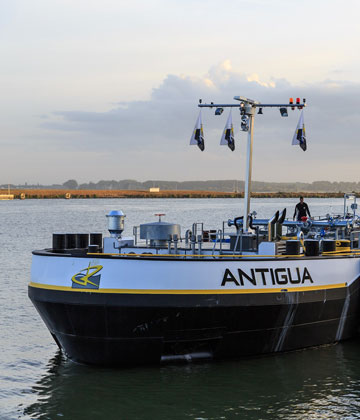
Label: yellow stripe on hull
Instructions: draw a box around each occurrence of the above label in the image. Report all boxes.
[28,281,347,295]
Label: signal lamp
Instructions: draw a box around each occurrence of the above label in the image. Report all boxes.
[289,97,295,110]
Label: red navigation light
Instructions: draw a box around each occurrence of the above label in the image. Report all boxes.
[296,98,300,104]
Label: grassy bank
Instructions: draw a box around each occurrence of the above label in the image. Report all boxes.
[0,189,353,199]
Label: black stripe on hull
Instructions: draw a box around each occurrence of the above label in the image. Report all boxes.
[28,279,360,366]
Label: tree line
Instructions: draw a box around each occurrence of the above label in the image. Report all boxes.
[3,179,360,193]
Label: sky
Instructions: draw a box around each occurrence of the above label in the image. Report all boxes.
[1,0,360,184]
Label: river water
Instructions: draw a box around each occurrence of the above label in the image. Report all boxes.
[1,197,360,420]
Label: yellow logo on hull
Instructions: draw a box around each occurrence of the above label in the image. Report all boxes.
[71,264,103,289]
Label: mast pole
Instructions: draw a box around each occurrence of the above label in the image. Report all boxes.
[197,97,306,231]
[243,106,255,232]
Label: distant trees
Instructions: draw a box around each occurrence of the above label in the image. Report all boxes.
[62,179,78,189]
[14,178,359,193]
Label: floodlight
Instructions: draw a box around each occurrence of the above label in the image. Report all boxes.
[241,115,249,131]
[279,107,288,117]
[215,107,224,115]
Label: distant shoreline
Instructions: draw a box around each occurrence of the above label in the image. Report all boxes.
[0,189,353,199]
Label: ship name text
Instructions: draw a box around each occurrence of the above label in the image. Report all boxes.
[221,267,313,287]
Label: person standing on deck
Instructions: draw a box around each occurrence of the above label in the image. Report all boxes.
[293,196,311,221]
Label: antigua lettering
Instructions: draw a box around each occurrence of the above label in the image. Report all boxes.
[221,267,313,287]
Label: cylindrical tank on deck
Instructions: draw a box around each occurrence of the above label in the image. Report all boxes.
[140,222,181,246]
[106,210,126,237]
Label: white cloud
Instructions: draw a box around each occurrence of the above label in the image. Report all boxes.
[247,74,276,88]
[34,61,360,184]
[1,0,360,185]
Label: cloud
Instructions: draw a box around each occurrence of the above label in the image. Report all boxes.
[40,61,360,182]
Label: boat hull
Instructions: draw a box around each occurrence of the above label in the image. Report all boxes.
[28,252,360,365]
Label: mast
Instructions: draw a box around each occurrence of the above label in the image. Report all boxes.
[198,96,306,232]
[243,104,255,231]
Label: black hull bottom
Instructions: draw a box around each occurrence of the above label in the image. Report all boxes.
[29,281,360,366]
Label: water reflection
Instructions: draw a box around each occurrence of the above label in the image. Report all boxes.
[24,340,360,420]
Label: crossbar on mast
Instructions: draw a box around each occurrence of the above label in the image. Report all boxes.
[198,97,306,231]
[198,103,306,108]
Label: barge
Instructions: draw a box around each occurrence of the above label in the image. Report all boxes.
[29,96,360,365]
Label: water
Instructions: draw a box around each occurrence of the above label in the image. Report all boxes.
[1,197,360,419]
